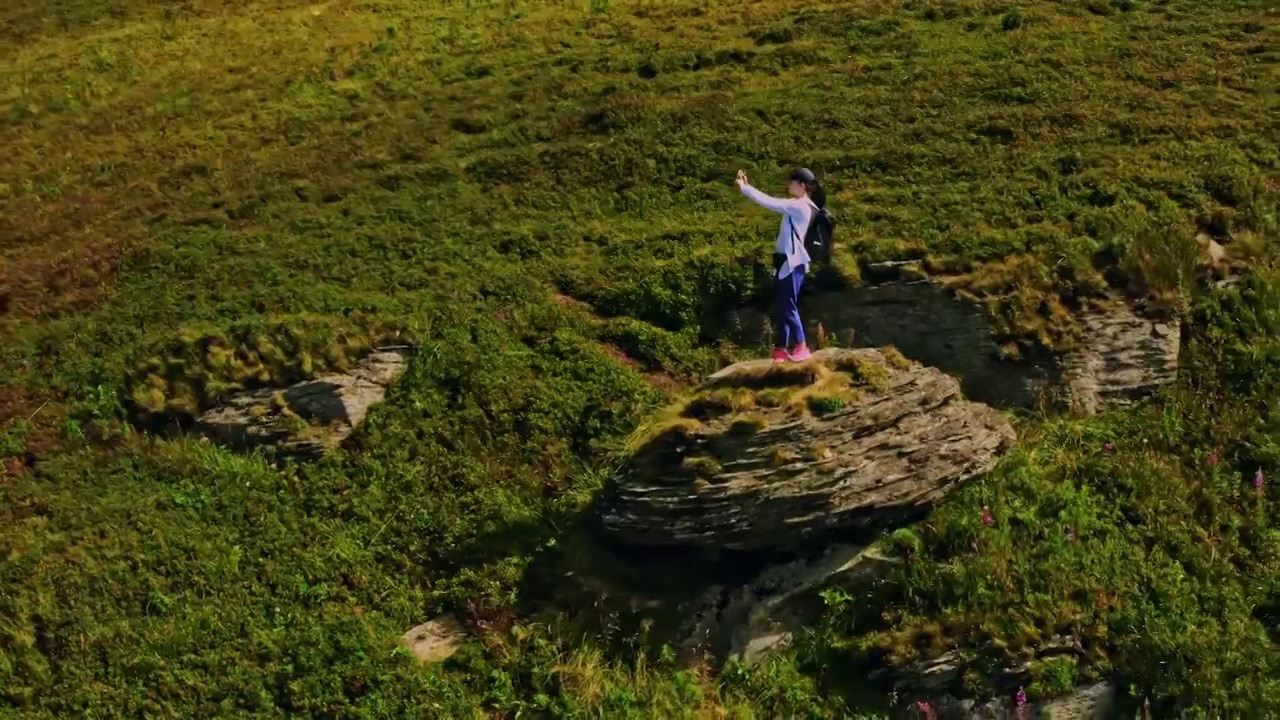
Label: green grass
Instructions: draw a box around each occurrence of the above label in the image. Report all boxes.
[0,0,1277,715]
[810,272,1280,713]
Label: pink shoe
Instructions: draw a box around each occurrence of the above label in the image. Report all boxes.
[772,348,790,363]
[788,344,812,362]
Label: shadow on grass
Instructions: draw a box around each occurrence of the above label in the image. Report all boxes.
[462,486,908,715]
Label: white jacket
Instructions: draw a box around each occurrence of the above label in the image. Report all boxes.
[740,183,814,279]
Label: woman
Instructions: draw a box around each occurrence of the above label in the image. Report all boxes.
[736,167,826,362]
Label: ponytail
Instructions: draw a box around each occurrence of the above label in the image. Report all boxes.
[808,181,827,209]
[788,167,826,208]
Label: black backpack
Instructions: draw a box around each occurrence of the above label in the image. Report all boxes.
[789,202,836,262]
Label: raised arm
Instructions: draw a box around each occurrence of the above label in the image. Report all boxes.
[742,172,798,212]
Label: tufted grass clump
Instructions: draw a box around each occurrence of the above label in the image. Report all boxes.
[125,314,406,422]
[627,416,704,455]
[681,454,723,479]
[783,373,862,417]
[807,394,847,416]
[727,413,768,437]
[680,387,757,421]
[831,352,893,392]
[879,346,912,371]
[707,360,829,392]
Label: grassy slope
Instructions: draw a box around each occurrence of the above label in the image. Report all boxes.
[0,0,1277,716]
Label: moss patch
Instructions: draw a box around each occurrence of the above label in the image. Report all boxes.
[680,454,723,479]
[831,353,893,392]
[680,387,757,421]
[622,351,898,481]
[879,346,912,371]
[727,414,768,437]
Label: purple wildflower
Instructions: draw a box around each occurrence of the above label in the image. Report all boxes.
[1256,468,1265,491]
[1103,442,1114,453]
[915,700,935,718]
[1208,453,1219,466]
[1017,686,1027,707]
[981,506,994,526]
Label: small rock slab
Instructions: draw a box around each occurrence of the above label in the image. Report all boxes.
[920,681,1118,719]
[1057,305,1179,415]
[195,348,410,459]
[1041,683,1118,719]
[400,614,468,664]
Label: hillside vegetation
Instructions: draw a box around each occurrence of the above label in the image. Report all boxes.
[1,0,1277,716]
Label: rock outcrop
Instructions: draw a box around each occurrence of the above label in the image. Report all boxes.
[718,279,1182,415]
[674,542,899,666]
[601,348,1016,551]
[195,348,410,458]
[721,280,1054,410]
[594,348,1129,714]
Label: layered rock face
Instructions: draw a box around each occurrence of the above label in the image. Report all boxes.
[719,279,1182,416]
[601,348,1016,551]
[1058,304,1180,415]
[721,280,1052,410]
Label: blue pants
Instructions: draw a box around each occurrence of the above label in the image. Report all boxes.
[774,264,806,348]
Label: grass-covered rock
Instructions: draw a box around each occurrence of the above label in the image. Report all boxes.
[0,0,1276,716]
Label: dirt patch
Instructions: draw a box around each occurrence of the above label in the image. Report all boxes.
[0,233,126,321]
[553,292,592,311]
[0,385,66,458]
[0,385,38,426]
[0,189,127,320]
[2,456,26,480]
[599,341,682,393]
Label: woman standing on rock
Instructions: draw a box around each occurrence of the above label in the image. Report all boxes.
[736,167,826,362]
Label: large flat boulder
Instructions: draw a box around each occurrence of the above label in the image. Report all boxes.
[600,348,1016,551]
